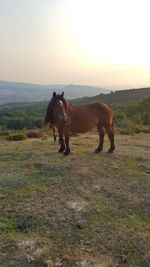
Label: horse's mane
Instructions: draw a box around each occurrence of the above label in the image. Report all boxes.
[61,97,68,111]
[44,97,55,124]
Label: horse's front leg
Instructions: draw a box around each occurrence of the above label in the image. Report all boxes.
[64,129,70,155]
[58,127,65,153]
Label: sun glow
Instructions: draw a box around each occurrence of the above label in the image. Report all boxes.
[0,0,150,86]
[69,0,150,67]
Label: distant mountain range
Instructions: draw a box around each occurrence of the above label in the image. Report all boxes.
[0,81,110,106]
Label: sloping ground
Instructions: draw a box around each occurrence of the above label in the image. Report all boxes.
[73,88,150,105]
[0,133,150,267]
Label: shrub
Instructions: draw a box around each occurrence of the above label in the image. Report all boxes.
[119,125,150,134]
[6,131,27,141]
[114,111,133,128]
[142,113,150,126]
[0,127,9,136]
[132,114,142,125]
[119,127,135,135]
[138,126,150,134]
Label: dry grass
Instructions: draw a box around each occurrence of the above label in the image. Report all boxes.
[0,132,150,267]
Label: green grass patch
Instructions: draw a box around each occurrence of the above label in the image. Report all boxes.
[115,240,149,267]
[0,214,16,234]
[125,206,150,231]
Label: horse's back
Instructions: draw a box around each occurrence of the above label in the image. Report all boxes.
[70,102,113,120]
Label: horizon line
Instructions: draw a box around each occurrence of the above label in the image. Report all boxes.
[0,80,150,92]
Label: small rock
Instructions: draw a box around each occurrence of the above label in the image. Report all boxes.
[145,168,150,174]
[122,255,127,263]
[19,239,37,253]
[55,261,63,267]
[0,194,7,199]
[33,248,44,257]
[67,201,87,212]
[45,259,54,267]
[80,258,110,267]
[62,255,70,261]
[92,185,101,192]
[25,253,35,264]
[76,220,86,229]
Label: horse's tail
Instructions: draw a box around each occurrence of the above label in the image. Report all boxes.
[49,122,53,129]
[44,97,55,124]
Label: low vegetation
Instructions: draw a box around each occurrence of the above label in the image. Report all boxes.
[0,132,150,267]
[0,89,149,134]
[0,88,150,266]
[6,131,27,141]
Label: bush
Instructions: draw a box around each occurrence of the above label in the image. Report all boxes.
[119,127,135,135]
[0,127,9,137]
[119,125,150,135]
[132,114,142,125]
[6,131,27,141]
[114,111,127,127]
[142,113,150,126]
[138,126,150,134]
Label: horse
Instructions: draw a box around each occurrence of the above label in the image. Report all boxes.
[44,92,115,155]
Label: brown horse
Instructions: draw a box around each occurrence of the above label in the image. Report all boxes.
[44,92,115,155]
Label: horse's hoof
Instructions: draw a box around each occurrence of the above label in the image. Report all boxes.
[95,148,102,153]
[63,150,70,156]
[58,148,64,153]
[107,149,114,153]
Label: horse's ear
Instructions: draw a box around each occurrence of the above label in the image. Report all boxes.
[53,92,56,98]
[61,92,64,97]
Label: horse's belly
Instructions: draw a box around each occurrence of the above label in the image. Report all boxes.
[70,119,97,133]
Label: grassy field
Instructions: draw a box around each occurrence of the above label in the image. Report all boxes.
[0,132,150,267]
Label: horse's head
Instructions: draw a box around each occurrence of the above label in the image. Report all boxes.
[52,92,68,125]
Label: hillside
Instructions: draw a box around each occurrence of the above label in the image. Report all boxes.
[0,81,110,105]
[0,88,149,131]
[73,87,150,106]
[0,133,150,267]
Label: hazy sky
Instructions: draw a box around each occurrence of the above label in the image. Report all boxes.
[0,0,150,89]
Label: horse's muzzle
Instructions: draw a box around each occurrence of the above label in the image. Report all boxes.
[57,114,68,125]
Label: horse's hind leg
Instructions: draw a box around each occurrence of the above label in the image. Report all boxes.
[105,126,115,153]
[95,124,105,153]
[52,126,57,142]
[58,128,65,153]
